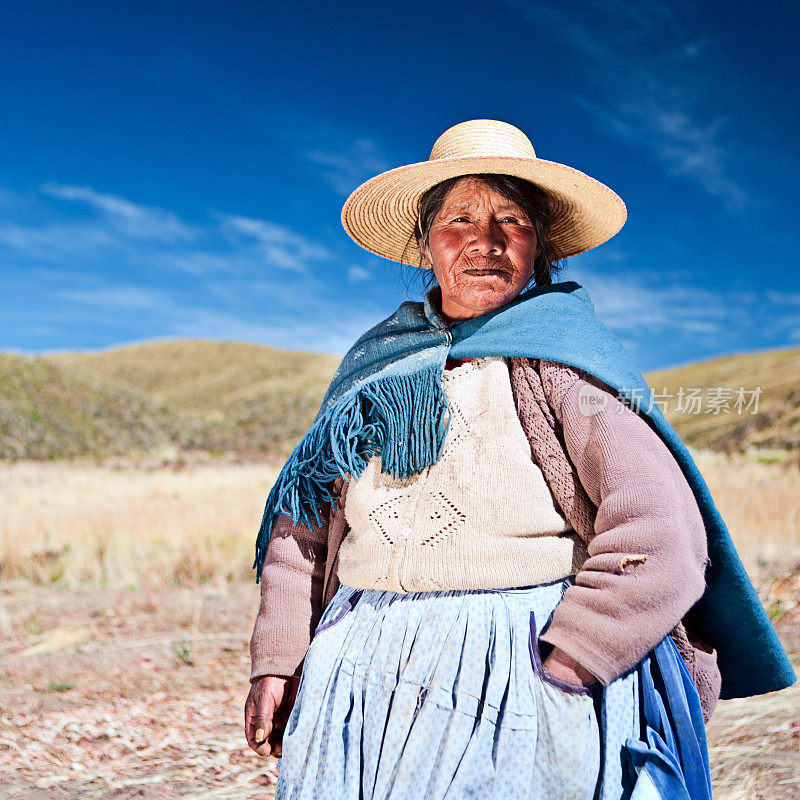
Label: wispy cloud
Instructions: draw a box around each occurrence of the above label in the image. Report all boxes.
[0,182,365,353]
[59,286,172,311]
[0,220,119,261]
[217,213,331,273]
[504,0,750,209]
[564,255,800,369]
[579,271,725,334]
[166,304,382,355]
[303,138,394,196]
[272,114,398,197]
[0,184,332,277]
[348,264,371,282]
[41,182,199,242]
[766,290,800,307]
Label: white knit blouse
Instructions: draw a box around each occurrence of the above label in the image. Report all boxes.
[337,356,588,593]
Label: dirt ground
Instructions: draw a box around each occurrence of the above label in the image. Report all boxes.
[1,579,798,800]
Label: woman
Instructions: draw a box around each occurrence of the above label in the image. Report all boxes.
[244,120,794,799]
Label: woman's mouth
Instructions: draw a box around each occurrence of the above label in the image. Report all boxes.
[463,268,509,277]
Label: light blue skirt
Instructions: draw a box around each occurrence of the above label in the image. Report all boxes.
[276,579,641,800]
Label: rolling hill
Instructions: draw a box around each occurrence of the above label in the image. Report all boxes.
[1,341,340,460]
[0,340,797,460]
[646,347,800,454]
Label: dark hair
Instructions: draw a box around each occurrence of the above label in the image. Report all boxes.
[411,173,563,288]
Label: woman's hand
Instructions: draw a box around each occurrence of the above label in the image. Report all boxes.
[542,647,596,690]
[244,674,300,757]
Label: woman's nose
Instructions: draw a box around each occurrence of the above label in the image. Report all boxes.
[469,220,505,254]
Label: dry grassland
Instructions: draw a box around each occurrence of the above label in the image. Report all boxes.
[0,459,281,586]
[1,451,798,798]
[2,450,798,587]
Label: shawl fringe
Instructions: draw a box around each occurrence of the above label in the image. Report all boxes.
[253,363,451,580]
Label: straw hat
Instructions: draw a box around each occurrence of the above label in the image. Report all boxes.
[341,119,626,267]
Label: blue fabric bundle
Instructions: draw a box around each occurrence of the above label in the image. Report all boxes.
[626,637,714,799]
[253,280,795,700]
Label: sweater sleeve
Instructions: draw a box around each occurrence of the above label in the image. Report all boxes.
[537,360,709,685]
[249,498,332,682]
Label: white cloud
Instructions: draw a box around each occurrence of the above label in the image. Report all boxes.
[303,138,393,196]
[270,113,400,197]
[165,304,385,355]
[348,264,371,282]
[503,0,750,210]
[765,290,800,306]
[151,251,242,276]
[217,213,331,273]
[0,221,119,260]
[60,286,170,311]
[0,180,388,355]
[40,182,199,242]
[564,257,755,364]
[580,274,722,333]
[0,184,334,279]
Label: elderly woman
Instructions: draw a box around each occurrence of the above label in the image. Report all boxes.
[244,120,794,800]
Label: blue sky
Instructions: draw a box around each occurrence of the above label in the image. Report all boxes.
[1,0,798,372]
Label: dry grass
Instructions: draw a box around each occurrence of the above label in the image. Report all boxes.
[708,687,800,800]
[0,459,280,586]
[691,449,800,573]
[0,582,281,799]
[1,580,794,799]
[2,448,799,589]
[1,451,798,798]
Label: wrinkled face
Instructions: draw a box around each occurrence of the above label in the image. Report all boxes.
[422,177,542,322]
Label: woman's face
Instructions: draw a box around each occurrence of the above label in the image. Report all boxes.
[422,177,542,323]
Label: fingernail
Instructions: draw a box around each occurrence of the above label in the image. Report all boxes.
[255,728,266,743]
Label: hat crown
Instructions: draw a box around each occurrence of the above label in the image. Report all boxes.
[429,119,537,162]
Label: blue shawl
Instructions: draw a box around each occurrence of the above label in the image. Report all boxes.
[254,280,795,700]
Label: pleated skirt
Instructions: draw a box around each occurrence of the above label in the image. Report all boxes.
[276,579,641,800]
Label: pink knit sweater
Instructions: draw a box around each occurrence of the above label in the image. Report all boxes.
[250,357,714,709]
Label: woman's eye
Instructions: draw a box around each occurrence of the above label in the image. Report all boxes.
[451,216,470,223]
[500,216,520,224]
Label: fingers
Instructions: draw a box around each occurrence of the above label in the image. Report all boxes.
[244,682,276,757]
[268,729,283,758]
[263,675,301,758]
[541,649,596,689]
[244,675,300,759]
[267,688,294,758]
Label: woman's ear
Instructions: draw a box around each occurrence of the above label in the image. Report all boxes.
[418,240,433,267]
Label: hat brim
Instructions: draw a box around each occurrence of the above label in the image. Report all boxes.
[341,155,627,267]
